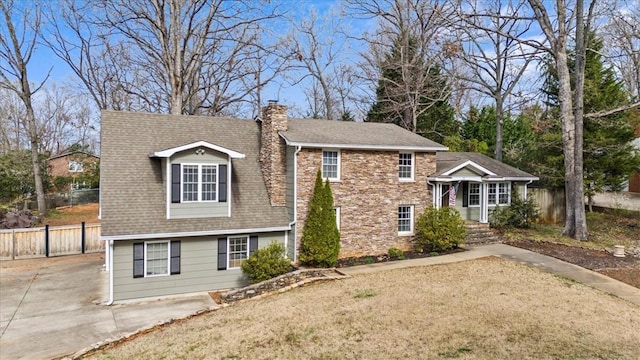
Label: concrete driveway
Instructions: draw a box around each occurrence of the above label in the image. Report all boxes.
[0,253,216,360]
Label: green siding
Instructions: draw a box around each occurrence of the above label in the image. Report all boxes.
[169,148,230,218]
[112,232,286,301]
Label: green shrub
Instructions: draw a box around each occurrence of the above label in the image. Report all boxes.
[490,192,540,229]
[387,247,405,259]
[241,242,292,284]
[299,169,340,267]
[415,206,466,252]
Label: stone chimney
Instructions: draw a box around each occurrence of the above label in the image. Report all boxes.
[259,101,288,207]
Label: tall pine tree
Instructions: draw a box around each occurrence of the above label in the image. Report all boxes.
[534,33,640,203]
[367,33,458,144]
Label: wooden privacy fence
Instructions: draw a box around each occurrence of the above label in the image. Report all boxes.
[0,223,103,260]
[529,188,565,224]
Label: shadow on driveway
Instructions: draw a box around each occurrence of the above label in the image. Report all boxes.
[0,253,215,360]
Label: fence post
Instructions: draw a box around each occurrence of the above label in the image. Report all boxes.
[12,229,16,260]
[45,224,49,257]
[81,222,86,254]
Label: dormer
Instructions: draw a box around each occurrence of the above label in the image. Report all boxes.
[150,141,245,219]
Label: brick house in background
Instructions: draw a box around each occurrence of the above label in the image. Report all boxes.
[100,102,537,302]
[48,150,99,178]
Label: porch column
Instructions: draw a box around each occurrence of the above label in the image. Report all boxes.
[480,182,489,223]
[434,183,442,209]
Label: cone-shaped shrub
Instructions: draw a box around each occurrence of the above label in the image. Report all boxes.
[299,169,340,267]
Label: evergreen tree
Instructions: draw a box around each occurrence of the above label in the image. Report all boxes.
[299,169,340,267]
[534,33,640,198]
[367,33,459,144]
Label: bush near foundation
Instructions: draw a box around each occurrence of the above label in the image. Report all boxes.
[490,192,539,229]
[241,242,292,284]
[415,206,466,252]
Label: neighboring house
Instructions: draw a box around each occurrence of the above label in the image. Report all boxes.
[48,150,100,189]
[100,103,538,302]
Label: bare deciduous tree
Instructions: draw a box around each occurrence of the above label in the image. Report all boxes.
[45,0,282,116]
[455,0,538,161]
[605,2,640,101]
[0,0,48,215]
[347,0,457,132]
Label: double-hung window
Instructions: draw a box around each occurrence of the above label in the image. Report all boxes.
[399,153,414,181]
[228,236,249,269]
[468,183,480,206]
[488,183,510,206]
[398,205,414,235]
[217,235,258,270]
[133,241,181,278]
[322,150,340,180]
[182,164,217,202]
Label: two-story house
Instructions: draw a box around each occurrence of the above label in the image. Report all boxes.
[101,102,537,302]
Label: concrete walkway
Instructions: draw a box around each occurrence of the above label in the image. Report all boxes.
[339,243,640,306]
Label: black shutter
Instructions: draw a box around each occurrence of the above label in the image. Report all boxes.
[218,164,227,202]
[133,243,144,278]
[249,235,258,256]
[170,241,181,275]
[218,237,227,270]
[462,182,469,208]
[171,164,181,203]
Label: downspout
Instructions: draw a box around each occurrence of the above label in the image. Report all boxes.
[524,180,533,200]
[288,145,302,262]
[106,240,114,305]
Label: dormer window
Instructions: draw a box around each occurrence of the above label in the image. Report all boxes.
[182,164,218,202]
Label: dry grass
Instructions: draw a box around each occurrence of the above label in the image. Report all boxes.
[504,211,640,250]
[41,203,99,226]
[87,258,640,360]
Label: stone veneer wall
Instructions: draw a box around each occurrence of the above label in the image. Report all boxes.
[259,104,288,206]
[296,148,436,258]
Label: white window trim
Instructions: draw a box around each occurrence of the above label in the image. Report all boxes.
[181,163,219,203]
[227,235,249,270]
[68,161,84,173]
[398,152,415,182]
[398,205,414,236]
[322,149,341,181]
[334,207,340,230]
[468,183,481,208]
[488,182,511,207]
[144,240,170,278]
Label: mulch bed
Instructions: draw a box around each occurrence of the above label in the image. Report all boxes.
[505,238,640,288]
[336,247,466,267]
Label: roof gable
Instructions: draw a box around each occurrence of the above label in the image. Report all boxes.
[432,152,538,180]
[150,140,245,159]
[442,160,496,176]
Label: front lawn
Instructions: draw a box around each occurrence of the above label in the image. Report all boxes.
[86,258,640,359]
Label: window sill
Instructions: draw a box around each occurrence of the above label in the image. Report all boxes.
[399,179,415,182]
[144,273,170,278]
[398,232,414,237]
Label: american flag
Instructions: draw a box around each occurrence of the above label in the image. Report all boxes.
[449,184,457,207]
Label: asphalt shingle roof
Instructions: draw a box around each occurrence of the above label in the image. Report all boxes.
[433,152,538,179]
[281,119,447,151]
[100,111,289,238]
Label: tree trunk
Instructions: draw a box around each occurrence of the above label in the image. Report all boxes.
[495,94,504,161]
[572,0,588,240]
[556,47,577,238]
[26,104,47,217]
